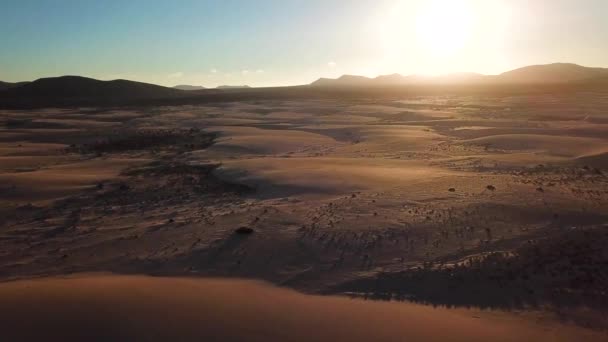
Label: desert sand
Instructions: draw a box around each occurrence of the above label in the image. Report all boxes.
[1,91,607,338]
[0,274,605,342]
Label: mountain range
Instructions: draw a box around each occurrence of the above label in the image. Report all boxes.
[217,85,251,89]
[1,63,607,108]
[173,85,206,91]
[173,85,252,90]
[310,63,608,87]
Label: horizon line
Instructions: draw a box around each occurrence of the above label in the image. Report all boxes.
[3,61,608,89]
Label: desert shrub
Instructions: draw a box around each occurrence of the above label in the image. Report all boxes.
[69,128,215,153]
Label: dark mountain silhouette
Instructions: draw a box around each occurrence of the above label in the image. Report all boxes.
[1,63,607,109]
[0,76,188,108]
[310,63,608,87]
[217,85,251,89]
[0,81,30,91]
[173,85,206,91]
[0,76,182,99]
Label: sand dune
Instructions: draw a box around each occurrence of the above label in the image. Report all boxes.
[0,275,603,342]
[461,134,607,157]
[0,155,77,171]
[0,158,148,203]
[0,142,68,156]
[217,157,458,197]
[205,126,340,156]
[1,93,607,337]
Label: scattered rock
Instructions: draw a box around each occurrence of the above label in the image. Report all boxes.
[235,226,254,235]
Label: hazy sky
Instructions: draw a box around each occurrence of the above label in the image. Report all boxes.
[1,0,607,87]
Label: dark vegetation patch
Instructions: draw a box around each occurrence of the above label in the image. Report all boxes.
[1,160,252,245]
[0,124,251,243]
[49,161,252,214]
[68,128,215,154]
[122,161,251,195]
[332,226,608,313]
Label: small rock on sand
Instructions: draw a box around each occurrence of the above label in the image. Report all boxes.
[235,227,254,235]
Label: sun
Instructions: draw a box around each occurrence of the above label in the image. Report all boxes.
[374,0,478,74]
[415,0,473,56]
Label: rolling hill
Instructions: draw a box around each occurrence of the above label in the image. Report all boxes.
[497,63,608,83]
[0,81,30,91]
[0,76,182,99]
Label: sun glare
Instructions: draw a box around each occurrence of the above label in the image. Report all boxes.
[374,0,480,74]
[415,0,473,56]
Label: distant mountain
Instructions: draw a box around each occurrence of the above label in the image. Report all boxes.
[0,81,29,91]
[310,63,608,87]
[311,72,485,87]
[497,63,608,83]
[173,85,206,91]
[311,75,372,87]
[371,73,422,85]
[0,76,181,99]
[217,85,251,89]
[371,73,487,85]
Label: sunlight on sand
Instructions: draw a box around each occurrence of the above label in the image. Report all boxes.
[0,275,604,341]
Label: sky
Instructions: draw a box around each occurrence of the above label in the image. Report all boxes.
[1,0,607,87]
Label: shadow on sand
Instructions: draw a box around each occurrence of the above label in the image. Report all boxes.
[330,226,608,327]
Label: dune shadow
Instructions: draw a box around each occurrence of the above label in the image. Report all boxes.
[329,226,608,318]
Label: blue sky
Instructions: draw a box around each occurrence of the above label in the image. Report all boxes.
[1,0,607,86]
